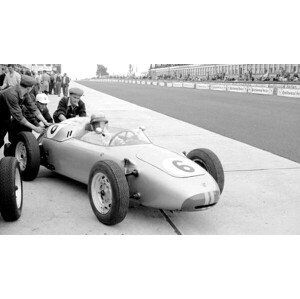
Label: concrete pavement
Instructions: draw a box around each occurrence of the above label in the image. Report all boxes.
[1,82,299,234]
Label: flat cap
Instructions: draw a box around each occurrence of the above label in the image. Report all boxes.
[20,75,37,87]
[69,87,84,96]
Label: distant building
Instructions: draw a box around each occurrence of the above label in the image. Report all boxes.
[149,64,300,80]
[23,64,62,73]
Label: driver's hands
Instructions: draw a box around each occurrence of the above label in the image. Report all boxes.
[44,121,52,127]
[34,126,46,134]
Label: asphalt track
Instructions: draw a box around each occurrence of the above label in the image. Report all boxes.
[78,81,300,163]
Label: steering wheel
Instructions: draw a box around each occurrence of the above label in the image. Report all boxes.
[108,131,129,146]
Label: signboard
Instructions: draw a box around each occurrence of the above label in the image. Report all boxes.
[152,81,158,86]
[183,82,195,89]
[248,86,274,95]
[284,84,300,89]
[196,83,210,90]
[173,82,183,88]
[227,85,248,93]
[167,82,173,87]
[277,88,300,98]
[210,84,227,91]
[147,81,151,85]
[159,82,165,87]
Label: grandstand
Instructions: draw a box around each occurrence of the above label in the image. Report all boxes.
[149,64,300,82]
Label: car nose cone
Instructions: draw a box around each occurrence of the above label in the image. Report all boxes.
[181,190,220,211]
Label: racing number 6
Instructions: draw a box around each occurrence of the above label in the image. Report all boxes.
[172,160,195,172]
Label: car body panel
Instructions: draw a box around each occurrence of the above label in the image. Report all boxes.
[41,117,221,211]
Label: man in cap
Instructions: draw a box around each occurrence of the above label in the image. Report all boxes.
[53,87,86,123]
[35,93,53,124]
[81,113,111,146]
[15,93,53,128]
[0,75,51,148]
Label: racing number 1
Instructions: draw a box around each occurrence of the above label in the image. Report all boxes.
[172,160,195,173]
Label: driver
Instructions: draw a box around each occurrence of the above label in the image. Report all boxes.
[81,113,111,145]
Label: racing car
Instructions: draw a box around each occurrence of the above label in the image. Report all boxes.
[5,117,224,226]
[0,156,23,222]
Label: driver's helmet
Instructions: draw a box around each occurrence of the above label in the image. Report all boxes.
[90,113,108,132]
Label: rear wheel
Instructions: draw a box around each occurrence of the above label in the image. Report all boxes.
[187,148,224,194]
[0,157,23,221]
[14,132,40,181]
[88,160,129,225]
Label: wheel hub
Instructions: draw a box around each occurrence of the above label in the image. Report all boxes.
[92,172,113,215]
[15,142,27,171]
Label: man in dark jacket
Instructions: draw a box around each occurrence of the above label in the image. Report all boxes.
[53,87,86,123]
[0,75,51,148]
[10,93,53,138]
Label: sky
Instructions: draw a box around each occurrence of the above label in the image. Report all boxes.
[61,63,150,80]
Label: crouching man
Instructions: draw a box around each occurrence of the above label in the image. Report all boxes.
[53,87,86,123]
[35,93,53,124]
[9,92,53,142]
[0,75,51,148]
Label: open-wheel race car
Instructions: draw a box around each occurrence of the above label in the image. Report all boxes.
[4,117,224,226]
[0,156,23,222]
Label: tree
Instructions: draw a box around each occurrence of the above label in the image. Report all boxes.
[96,65,109,78]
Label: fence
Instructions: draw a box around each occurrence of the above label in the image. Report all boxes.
[89,79,300,98]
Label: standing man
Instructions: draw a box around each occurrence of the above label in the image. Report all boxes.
[41,70,50,94]
[0,75,50,148]
[49,72,55,95]
[62,73,70,96]
[0,64,21,90]
[53,87,86,123]
[55,72,62,97]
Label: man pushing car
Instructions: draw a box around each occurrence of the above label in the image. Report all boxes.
[0,75,51,149]
[53,87,86,123]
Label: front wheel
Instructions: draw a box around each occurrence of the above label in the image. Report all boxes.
[88,160,130,225]
[0,157,23,221]
[14,132,40,181]
[187,148,224,194]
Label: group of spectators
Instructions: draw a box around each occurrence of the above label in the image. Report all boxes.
[153,71,300,83]
[0,65,70,97]
[106,67,300,84]
[0,64,87,152]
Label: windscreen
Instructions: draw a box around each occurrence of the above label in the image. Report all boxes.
[80,127,151,147]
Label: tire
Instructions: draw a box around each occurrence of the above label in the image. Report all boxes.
[187,148,225,194]
[13,132,40,181]
[0,157,23,221]
[88,160,130,225]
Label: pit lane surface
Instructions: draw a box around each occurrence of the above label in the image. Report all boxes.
[1,82,299,234]
[78,81,300,163]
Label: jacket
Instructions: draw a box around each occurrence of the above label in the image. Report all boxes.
[53,96,86,123]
